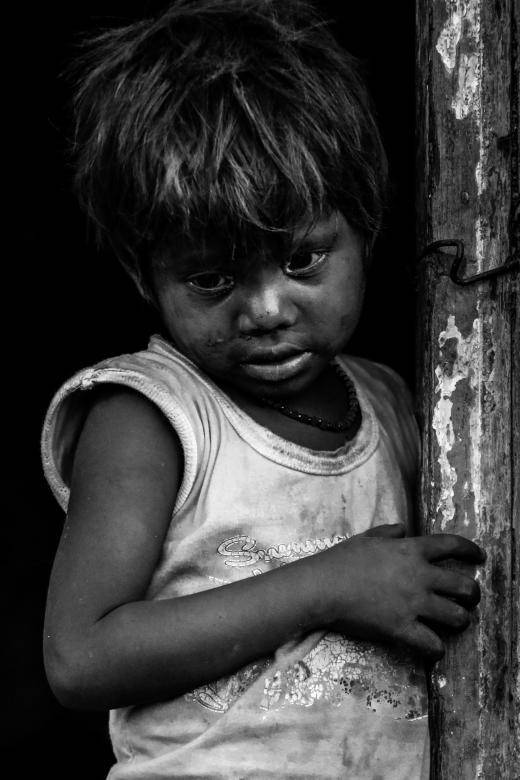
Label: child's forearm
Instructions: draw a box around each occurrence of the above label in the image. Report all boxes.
[46,526,485,711]
[46,552,331,710]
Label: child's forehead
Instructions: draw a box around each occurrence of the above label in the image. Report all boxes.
[159,212,339,270]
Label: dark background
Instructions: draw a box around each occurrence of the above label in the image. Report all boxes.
[11,2,415,775]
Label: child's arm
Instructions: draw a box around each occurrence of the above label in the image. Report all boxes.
[44,387,484,711]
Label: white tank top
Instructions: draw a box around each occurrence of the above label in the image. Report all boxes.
[42,335,429,779]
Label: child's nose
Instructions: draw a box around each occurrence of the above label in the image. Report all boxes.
[236,270,298,335]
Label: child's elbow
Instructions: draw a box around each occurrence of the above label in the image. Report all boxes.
[43,633,105,711]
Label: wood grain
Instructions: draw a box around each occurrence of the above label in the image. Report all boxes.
[415,0,519,776]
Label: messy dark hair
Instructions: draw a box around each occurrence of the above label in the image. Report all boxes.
[71,0,388,298]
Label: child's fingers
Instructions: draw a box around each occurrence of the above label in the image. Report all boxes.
[360,523,405,538]
[399,621,445,661]
[431,569,481,607]
[420,594,471,632]
[420,534,485,564]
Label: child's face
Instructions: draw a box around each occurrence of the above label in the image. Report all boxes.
[153,212,365,400]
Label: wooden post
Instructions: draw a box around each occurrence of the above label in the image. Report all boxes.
[415,0,519,777]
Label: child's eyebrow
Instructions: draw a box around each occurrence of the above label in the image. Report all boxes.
[167,249,231,276]
[291,225,338,250]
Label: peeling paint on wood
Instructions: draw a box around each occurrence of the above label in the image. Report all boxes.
[416,0,519,776]
[435,2,462,72]
[435,1,483,119]
[432,313,483,528]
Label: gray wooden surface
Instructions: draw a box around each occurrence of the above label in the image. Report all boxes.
[415,0,519,776]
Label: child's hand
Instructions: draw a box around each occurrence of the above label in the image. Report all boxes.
[317,525,484,661]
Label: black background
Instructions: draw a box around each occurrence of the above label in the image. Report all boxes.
[11,2,415,775]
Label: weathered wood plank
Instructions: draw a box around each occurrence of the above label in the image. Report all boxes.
[415,0,519,777]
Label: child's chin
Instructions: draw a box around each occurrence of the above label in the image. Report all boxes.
[235,368,320,402]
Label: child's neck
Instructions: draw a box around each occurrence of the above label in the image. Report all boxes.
[218,364,361,451]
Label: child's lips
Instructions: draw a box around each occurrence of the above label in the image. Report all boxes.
[239,351,313,382]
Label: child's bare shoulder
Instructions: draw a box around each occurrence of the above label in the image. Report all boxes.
[81,384,179,453]
[71,385,183,509]
[41,342,196,509]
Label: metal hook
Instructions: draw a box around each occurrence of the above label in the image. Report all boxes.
[418,239,519,286]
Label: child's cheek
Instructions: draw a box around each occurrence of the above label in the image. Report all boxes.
[205,334,227,348]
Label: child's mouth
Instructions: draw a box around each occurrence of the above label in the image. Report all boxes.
[239,351,313,382]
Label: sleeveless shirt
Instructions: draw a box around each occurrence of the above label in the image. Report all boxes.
[41,335,429,779]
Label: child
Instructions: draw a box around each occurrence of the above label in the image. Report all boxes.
[42,1,484,777]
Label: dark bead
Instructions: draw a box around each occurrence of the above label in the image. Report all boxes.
[259,359,359,432]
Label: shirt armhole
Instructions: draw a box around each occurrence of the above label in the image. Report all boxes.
[41,366,198,516]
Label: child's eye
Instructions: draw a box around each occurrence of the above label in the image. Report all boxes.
[284,250,329,277]
[186,273,235,295]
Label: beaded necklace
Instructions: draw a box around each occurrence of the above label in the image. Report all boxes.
[261,363,359,432]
